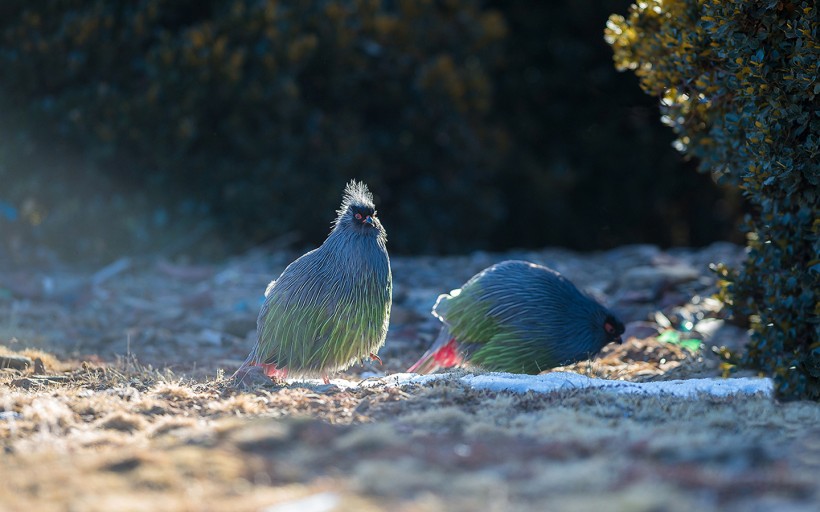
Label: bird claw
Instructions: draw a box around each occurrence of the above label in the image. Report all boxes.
[369,352,383,365]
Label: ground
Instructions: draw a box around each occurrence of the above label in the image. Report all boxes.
[1,243,819,511]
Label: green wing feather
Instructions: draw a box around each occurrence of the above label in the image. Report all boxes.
[434,261,602,374]
[437,286,558,373]
[254,246,391,377]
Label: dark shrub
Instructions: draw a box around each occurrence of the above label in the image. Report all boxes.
[606,0,819,399]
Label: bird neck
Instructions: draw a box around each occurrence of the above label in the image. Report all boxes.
[321,226,390,276]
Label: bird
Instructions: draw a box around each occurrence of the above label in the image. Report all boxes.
[235,180,392,384]
[407,260,624,374]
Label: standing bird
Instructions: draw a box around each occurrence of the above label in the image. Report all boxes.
[407,260,624,375]
[236,180,392,384]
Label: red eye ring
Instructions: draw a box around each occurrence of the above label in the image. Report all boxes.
[354,213,363,220]
[604,322,615,334]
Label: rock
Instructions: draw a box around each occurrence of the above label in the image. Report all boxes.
[180,289,214,309]
[0,411,21,421]
[603,244,662,266]
[623,321,662,341]
[703,323,750,352]
[231,365,275,388]
[614,289,658,304]
[402,288,442,316]
[10,375,69,389]
[198,329,224,346]
[619,264,701,291]
[386,305,423,325]
[221,314,256,338]
[654,312,672,329]
[0,354,32,370]
[692,318,724,339]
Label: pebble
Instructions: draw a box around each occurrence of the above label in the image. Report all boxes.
[619,263,700,291]
[0,355,32,370]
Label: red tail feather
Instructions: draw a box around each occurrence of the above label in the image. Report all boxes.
[407,337,463,374]
[231,360,288,385]
[259,363,288,379]
[433,338,461,367]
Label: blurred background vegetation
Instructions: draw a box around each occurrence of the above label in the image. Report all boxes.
[0,0,743,265]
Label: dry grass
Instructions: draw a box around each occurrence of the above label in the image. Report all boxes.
[2,240,792,510]
[1,345,819,512]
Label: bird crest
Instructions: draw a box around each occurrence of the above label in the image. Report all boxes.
[334,180,376,227]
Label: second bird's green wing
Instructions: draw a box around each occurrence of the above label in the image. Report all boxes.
[435,261,572,373]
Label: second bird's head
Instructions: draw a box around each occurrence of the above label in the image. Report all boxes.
[603,314,625,345]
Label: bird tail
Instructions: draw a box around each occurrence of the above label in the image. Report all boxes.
[406,328,463,374]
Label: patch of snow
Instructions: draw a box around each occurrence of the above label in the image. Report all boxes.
[261,492,340,512]
[289,371,774,398]
[407,371,774,398]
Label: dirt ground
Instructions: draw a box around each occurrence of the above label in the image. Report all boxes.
[1,244,819,511]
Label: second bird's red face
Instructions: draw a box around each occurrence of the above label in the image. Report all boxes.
[604,315,625,344]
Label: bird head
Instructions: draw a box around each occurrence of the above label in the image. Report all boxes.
[332,180,385,238]
[348,204,382,233]
[603,314,625,345]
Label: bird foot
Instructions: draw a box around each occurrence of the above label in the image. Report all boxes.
[369,352,383,365]
[322,373,330,385]
[259,363,288,380]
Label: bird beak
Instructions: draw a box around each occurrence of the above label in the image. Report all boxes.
[615,336,624,345]
[364,215,374,226]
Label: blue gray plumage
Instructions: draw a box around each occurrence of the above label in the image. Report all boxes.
[408,260,624,374]
[237,180,391,382]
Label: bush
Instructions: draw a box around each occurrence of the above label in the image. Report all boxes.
[606,0,819,399]
[0,0,740,263]
[0,0,512,258]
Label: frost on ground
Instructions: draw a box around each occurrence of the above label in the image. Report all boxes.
[292,372,774,399]
[404,372,775,398]
[1,244,819,511]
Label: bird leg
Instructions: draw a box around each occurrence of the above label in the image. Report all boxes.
[369,352,383,365]
[322,373,330,385]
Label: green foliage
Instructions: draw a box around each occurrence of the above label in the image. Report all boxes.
[0,0,740,263]
[606,0,819,399]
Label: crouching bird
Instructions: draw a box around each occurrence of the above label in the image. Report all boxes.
[407,260,624,375]
[235,180,392,384]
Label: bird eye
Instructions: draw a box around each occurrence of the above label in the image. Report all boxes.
[604,322,615,334]
[354,213,363,220]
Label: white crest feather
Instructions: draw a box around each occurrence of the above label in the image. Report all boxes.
[334,180,375,227]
